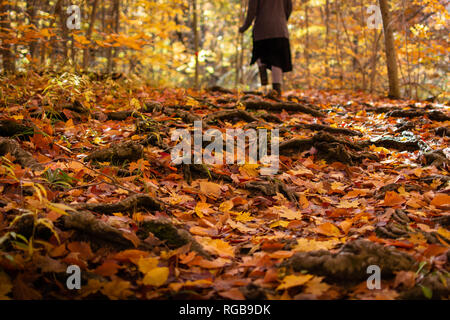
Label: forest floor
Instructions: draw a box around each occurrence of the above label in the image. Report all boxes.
[0,73,449,300]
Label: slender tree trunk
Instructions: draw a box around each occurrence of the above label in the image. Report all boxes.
[304,2,310,88]
[324,0,330,79]
[83,0,99,70]
[370,30,382,93]
[235,0,245,87]
[107,0,120,73]
[0,2,16,73]
[378,0,401,98]
[192,0,199,89]
[26,0,40,60]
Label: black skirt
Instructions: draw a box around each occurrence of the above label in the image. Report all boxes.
[251,37,293,73]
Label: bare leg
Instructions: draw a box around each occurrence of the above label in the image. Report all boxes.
[271,66,282,84]
[271,66,283,95]
[257,59,268,86]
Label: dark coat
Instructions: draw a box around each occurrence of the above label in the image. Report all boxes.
[240,0,293,41]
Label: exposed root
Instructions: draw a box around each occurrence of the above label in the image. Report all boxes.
[106,110,138,121]
[204,109,261,124]
[244,100,325,118]
[282,240,417,281]
[435,127,450,137]
[375,183,421,199]
[73,194,164,214]
[0,120,34,138]
[419,175,449,188]
[139,219,210,258]
[85,141,144,164]
[0,138,42,169]
[207,86,234,94]
[279,132,378,165]
[375,209,450,245]
[422,150,449,169]
[387,109,450,122]
[400,274,450,300]
[367,133,430,152]
[289,123,363,137]
[243,178,298,204]
[395,121,415,133]
[182,164,232,185]
[58,210,138,248]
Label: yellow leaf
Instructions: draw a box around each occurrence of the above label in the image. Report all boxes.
[234,211,253,222]
[142,267,169,287]
[304,277,330,296]
[294,238,340,252]
[437,227,450,240]
[100,279,132,300]
[239,164,259,177]
[194,202,211,218]
[195,237,235,258]
[219,200,234,213]
[277,274,313,290]
[270,220,290,228]
[137,257,159,274]
[313,222,342,237]
[199,181,222,197]
[273,206,301,220]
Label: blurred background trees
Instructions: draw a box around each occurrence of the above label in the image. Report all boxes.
[0,0,448,100]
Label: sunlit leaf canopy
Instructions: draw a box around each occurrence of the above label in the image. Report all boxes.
[0,0,448,99]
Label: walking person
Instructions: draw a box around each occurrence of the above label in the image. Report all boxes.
[239,0,293,96]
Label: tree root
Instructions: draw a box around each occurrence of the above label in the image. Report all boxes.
[375,209,450,245]
[85,141,144,164]
[281,240,417,281]
[366,133,430,152]
[204,109,261,124]
[419,175,449,189]
[207,86,234,94]
[58,210,137,248]
[0,138,42,169]
[279,132,378,165]
[400,274,450,300]
[106,110,139,121]
[422,150,449,169]
[243,179,298,204]
[243,100,325,118]
[435,127,450,137]
[139,219,210,258]
[73,194,164,214]
[395,121,415,133]
[182,164,232,185]
[386,109,450,122]
[289,123,363,137]
[0,120,34,138]
[374,183,421,199]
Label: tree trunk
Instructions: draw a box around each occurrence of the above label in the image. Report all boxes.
[83,0,99,70]
[26,0,40,60]
[378,0,401,99]
[0,2,16,73]
[304,2,310,88]
[192,0,199,89]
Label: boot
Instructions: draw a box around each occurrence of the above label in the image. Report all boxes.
[259,66,268,86]
[272,83,282,96]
